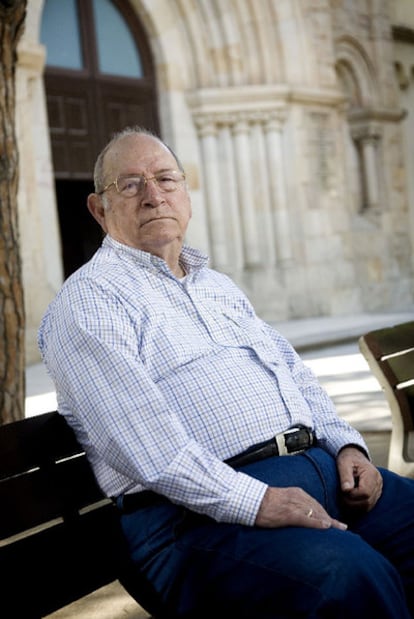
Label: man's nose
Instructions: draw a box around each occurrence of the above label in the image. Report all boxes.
[141,178,165,207]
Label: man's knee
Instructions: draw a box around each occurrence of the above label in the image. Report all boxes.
[170,526,410,618]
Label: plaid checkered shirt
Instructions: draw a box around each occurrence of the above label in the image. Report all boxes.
[38,235,367,525]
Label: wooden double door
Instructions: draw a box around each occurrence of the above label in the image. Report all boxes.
[43,0,159,277]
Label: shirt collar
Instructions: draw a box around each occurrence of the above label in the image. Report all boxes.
[103,235,209,275]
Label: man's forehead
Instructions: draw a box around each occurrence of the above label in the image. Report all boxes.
[106,135,175,172]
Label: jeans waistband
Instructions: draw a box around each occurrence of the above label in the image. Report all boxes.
[115,426,315,513]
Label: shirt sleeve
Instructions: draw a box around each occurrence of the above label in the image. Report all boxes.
[39,277,267,525]
[260,322,370,458]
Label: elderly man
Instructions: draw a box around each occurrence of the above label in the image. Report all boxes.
[39,127,414,618]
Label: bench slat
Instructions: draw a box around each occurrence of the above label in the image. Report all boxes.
[363,321,414,358]
[386,349,414,386]
[0,455,105,539]
[0,411,81,479]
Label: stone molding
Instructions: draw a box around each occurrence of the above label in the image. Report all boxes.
[17,42,46,75]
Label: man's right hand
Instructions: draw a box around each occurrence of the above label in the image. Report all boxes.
[254,486,348,530]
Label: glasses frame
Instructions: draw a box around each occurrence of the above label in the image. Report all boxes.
[98,171,186,198]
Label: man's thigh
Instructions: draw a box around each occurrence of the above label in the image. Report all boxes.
[164,511,409,619]
[349,467,414,610]
[120,452,413,617]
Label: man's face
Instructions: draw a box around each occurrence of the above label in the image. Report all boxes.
[89,134,192,256]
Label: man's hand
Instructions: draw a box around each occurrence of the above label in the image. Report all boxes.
[337,446,383,512]
[255,486,348,530]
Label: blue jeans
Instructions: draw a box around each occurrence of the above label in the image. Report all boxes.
[120,448,414,618]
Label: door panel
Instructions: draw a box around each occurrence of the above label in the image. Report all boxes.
[45,75,98,179]
[97,81,156,141]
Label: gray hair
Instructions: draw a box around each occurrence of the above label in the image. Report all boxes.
[93,126,184,194]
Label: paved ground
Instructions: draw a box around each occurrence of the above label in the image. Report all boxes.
[28,310,412,618]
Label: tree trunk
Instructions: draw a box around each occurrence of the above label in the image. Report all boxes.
[0,0,27,424]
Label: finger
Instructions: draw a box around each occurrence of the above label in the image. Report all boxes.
[300,506,348,531]
[342,488,381,511]
[330,518,348,530]
[342,479,382,502]
[300,514,348,530]
[341,468,361,492]
[350,492,381,507]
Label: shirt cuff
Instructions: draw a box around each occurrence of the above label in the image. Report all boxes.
[212,471,268,526]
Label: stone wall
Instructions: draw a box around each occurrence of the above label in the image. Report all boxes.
[16,0,414,363]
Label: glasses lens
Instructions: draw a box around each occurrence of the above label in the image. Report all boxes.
[153,171,184,192]
[117,177,143,197]
[116,171,185,198]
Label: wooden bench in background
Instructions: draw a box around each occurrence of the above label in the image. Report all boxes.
[0,411,175,618]
[359,320,414,478]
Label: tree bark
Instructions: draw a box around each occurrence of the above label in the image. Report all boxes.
[0,0,27,424]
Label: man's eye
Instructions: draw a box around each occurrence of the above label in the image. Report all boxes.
[157,174,175,183]
[121,179,140,192]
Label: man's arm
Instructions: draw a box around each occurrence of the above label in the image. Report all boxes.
[39,278,268,525]
[261,322,370,457]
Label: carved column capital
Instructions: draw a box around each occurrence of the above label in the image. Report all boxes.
[194,115,219,137]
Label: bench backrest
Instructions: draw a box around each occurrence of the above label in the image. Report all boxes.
[358,320,414,476]
[0,411,165,618]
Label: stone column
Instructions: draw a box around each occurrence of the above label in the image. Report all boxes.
[265,110,292,262]
[232,116,262,267]
[360,135,380,210]
[195,116,229,269]
[351,123,382,211]
[250,112,277,266]
[16,41,65,362]
[218,119,244,269]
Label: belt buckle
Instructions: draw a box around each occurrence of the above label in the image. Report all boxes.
[275,426,312,456]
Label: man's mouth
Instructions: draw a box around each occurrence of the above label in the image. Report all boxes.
[143,216,174,225]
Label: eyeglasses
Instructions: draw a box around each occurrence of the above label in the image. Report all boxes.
[98,170,186,199]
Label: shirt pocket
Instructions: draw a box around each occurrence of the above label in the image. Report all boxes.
[138,309,214,381]
[199,302,266,349]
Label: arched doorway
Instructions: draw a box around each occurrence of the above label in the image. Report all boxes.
[41,0,160,278]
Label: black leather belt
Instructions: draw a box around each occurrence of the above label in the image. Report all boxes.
[117,426,315,513]
[224,425,315,468]
[118,489,167,513]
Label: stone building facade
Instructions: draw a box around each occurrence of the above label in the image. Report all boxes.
[16,0,414,363]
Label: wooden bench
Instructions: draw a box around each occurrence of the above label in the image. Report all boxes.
[0,411,175,618]
[358,320,414,477]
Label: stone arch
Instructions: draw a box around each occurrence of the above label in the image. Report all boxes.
[133,0,314,92]
[335,35,379,108]
[335,36,383,214]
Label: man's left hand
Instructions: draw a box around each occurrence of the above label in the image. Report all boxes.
[337,446,383,512]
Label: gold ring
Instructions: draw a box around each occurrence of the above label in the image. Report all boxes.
[307,508,313,518]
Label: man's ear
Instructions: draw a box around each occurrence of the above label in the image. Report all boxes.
[87,193,108,232]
